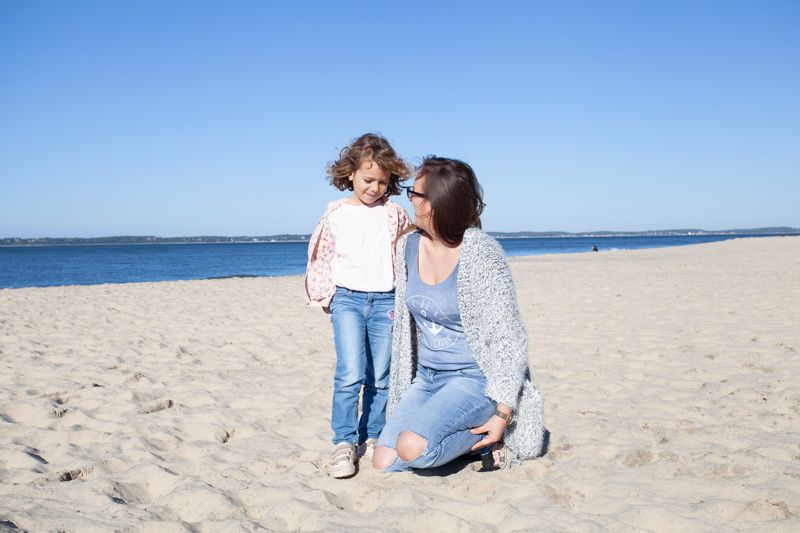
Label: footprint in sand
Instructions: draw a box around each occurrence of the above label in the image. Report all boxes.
[657,451,680,463]
[784,469,800,480]
[50,392,69,405]
[707,464,747,478]
[546,442,573,461]
[125,371,147,384]
[705,499,794,521]
[622,448,654,467]
[748,500,793,519]
[50,392,70,417]
[57,463,96,482]
[139,399,174,414]
[216,428,234,444]
[543,485,586,508]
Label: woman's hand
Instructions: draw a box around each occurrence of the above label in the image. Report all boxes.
[470,404,512,451]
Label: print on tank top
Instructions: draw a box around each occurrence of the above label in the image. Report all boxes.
[406,294,461,350]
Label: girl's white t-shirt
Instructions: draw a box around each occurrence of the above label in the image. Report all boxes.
[328,203,394,292]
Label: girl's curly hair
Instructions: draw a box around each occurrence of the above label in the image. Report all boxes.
[327,133,411,196]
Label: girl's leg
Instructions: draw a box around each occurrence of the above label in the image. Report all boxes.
[329,289,367,445]
[361,292,394,442]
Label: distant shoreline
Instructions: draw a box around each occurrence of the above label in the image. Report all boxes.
[1,227,798,247]
[0,240,312,248]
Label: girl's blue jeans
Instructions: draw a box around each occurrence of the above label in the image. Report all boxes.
[376,364,496,472]
[330,286,395,445]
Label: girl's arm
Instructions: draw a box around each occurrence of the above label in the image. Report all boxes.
[304,212,336,309]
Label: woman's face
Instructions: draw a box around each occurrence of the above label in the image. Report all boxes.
[410,175,433,234]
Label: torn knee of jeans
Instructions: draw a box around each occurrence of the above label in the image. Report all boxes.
[396,431,427,462]
[372,446,397,470]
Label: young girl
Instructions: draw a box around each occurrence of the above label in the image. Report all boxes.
[305,133,411,478]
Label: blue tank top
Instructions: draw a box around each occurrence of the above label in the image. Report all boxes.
[405,232,479,371]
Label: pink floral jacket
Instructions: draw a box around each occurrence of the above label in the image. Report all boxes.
[304,198,410,310]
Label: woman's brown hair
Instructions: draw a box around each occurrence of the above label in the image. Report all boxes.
[419,156,485,246]
[327,133,410,196]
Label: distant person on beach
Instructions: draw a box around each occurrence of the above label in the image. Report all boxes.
[305,133,411,478]
[372,157,545,473]
[592,245,599,252]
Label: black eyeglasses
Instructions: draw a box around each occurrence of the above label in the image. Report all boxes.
[405,187,426,201]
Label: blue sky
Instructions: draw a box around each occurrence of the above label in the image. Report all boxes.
[1,0,798,237]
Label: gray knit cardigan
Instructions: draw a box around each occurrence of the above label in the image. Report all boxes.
[387,227,546,460]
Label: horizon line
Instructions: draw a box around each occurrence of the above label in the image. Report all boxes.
[2,226,799,242]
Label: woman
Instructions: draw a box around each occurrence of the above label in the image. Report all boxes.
[372,156,545,472]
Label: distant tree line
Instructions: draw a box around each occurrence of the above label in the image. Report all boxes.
[488,227,800,238]
[1,227,797,246]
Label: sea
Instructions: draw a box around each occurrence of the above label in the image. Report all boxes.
[0,234,784,289]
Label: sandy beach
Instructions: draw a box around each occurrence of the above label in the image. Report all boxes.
[1,236,798,532]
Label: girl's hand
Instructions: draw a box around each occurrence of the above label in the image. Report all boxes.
[469,414,508,451]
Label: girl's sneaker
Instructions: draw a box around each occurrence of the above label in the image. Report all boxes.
[357,438,378,462]
[328,443,357,478]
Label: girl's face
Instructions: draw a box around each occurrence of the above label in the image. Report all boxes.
[410,175,433,234]
[348,160,390,206]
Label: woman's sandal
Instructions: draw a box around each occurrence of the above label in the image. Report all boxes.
[475,443,513,472]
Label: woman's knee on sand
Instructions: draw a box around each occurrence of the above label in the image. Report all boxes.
[372,431,428,470]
